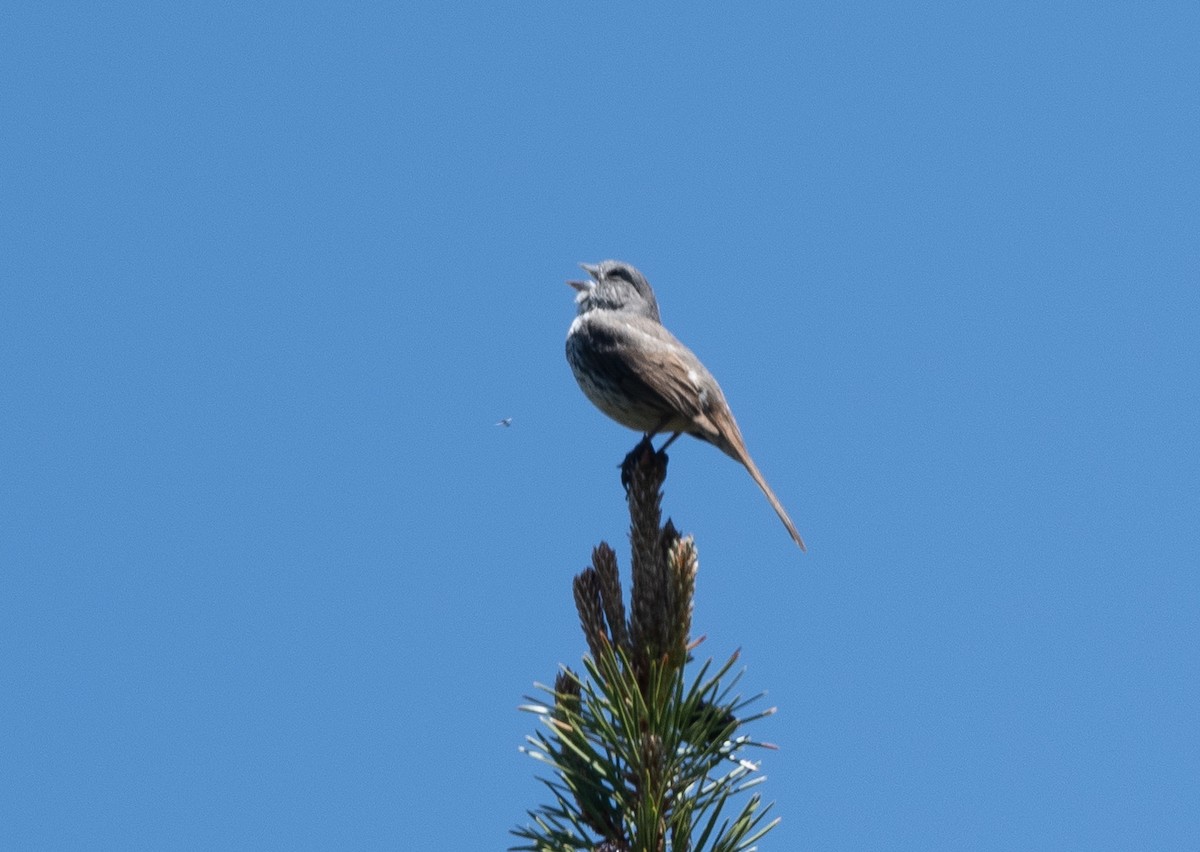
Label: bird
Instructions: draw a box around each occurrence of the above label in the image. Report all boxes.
[495,417,513,427]
[565,260,806,550]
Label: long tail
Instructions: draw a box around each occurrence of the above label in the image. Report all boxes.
[739,450,806,551]
[694,403,807,551]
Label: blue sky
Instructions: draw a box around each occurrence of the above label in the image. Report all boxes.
[4,3,1198,848]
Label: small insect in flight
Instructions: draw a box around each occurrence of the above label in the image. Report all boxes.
[495,417,513,427]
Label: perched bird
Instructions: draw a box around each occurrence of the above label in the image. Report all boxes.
[565,260,805,550]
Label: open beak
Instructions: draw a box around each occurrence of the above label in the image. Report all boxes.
[567,262,600,292]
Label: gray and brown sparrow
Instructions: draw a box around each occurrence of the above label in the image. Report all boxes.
[565,260,805,550]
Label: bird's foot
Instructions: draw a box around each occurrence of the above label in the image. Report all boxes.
[620,435,668,492]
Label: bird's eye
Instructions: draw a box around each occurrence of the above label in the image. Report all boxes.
[608,267,634,283]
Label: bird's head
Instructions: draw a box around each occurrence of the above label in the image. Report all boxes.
[567,260,661,323]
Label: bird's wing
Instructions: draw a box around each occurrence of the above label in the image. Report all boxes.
[583,312,729,441]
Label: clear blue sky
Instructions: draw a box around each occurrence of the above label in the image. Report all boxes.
[4,3,1197,849]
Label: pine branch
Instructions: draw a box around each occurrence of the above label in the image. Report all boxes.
[514,441,780,851]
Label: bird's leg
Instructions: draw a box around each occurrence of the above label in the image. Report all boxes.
[621,416,675,491]
[656,431,683,453]
[620,435,658,492]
